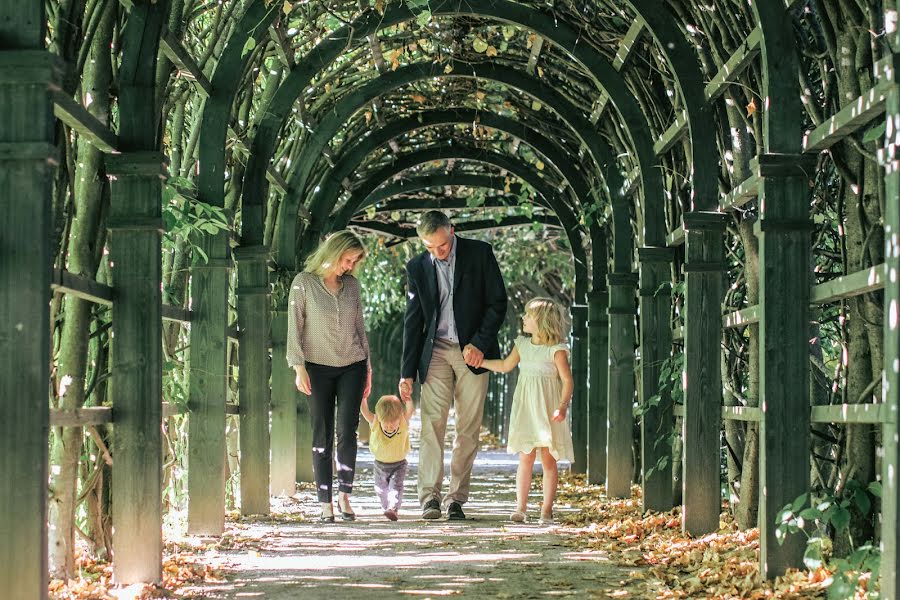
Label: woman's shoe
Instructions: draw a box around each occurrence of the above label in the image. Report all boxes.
[538,513,555,525]
[510,511,527,523]
[338,495,356,521]
[320,504,335,522]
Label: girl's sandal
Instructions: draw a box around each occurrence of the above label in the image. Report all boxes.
[509,511,527,523]
[538,513,555,525]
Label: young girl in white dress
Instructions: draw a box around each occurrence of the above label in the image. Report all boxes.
[482,297,575,524]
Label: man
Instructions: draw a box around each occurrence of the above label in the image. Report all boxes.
[399,211,508,520]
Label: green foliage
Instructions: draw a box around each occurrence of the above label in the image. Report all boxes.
[162,177,230,263]
[635,353,682,479]
[776,481,883,599]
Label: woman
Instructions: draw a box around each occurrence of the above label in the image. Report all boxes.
[286,230,371,522]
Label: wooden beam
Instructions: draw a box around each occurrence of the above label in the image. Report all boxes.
[654,112,688,156]
[704,28,762,102]
[622,167,640,196]
[720,174,760,211]
[159,32,212,97]
[673,404,761,422]
[723,304,760,328]
[52,91,118,153]
[51,268,113,304]
[666,226,685,247]
[161,304,191,323]
[590,95,609,125]
[613,18,645,71]
[526,35,544,75]
[803,82,891,153]
[50,407,113,428]
[810,403,890,424]
[811,264,884,304]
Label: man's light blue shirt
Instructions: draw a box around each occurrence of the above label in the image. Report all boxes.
[431,234,458,343]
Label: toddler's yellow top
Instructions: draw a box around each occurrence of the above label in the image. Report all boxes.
[369,416,411,463]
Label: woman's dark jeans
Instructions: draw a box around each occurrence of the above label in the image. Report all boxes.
[305,359,366,503]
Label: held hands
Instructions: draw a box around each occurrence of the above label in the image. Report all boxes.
[551,402,569,422]
[294,365,312,395]
[398,377,414,402]
[462,343,485,368]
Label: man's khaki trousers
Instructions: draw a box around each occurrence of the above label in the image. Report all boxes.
[417,339,490,507]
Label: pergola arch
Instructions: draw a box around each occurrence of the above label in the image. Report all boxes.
[271,61,641,266]
[327,145,589,299]
[10,1,893,595]
[233,0,679,265]
[315,109,624,256]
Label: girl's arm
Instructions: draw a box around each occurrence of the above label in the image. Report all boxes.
[402,397,415,421]
[480,346,520,374]
[551,349,574,422]
[360,396,375,425]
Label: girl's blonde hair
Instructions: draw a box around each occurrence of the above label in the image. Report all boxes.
[525,297,568,345]
[304,230,365,277]
[375,395,405,422]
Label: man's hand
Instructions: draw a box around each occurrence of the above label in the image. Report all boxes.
[462,344,484,368]
[294,365,312,395]
[398,377,414,402]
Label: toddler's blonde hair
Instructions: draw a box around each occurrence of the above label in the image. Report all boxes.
[525,297,567,345]
[375,395,405,422]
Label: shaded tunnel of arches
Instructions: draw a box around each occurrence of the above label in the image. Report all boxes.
[2,0,900,598]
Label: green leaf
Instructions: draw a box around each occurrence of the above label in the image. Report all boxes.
[799,507,822,521]
[791,492,808,512]
[473,37,488,53]
[853,488,871,515]
[830,506,851,532]
[862,121,886,144]
[194,245,209,264]
[241,36,257,58]
[415,9,431,26]
[868,480,882,498]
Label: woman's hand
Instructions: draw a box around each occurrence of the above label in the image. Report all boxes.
[551,402,569,422]
[294,365,311,395]
[363,366,372,402]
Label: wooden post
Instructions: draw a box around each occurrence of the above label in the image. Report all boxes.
[187,247,230,534]
[107,152,166,583]
[296,396,315,482]
[0,35,58,597]
[639,247,675,512]
[681,211,727,535]
[607,272,638,498]
[755,154,815,576]
[270,308,297,496]
[881,55,900,600]
[570,304,589,474]
[234,246,271,515]
[587,290,609,485]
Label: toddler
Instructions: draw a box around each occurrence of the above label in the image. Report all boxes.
[361,394,413,520]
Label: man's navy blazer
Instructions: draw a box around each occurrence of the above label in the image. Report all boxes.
[401,236,508,382]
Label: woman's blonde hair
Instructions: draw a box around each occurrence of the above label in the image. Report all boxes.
[304,230,365,277]
[525,297,567,345]
[375,395,405,422]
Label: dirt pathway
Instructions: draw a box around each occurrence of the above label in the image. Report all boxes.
[182,446,636,599]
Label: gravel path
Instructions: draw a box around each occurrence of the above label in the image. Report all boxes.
[182,421,635,599]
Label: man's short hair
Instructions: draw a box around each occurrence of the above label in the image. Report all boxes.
[416,210,452,237]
